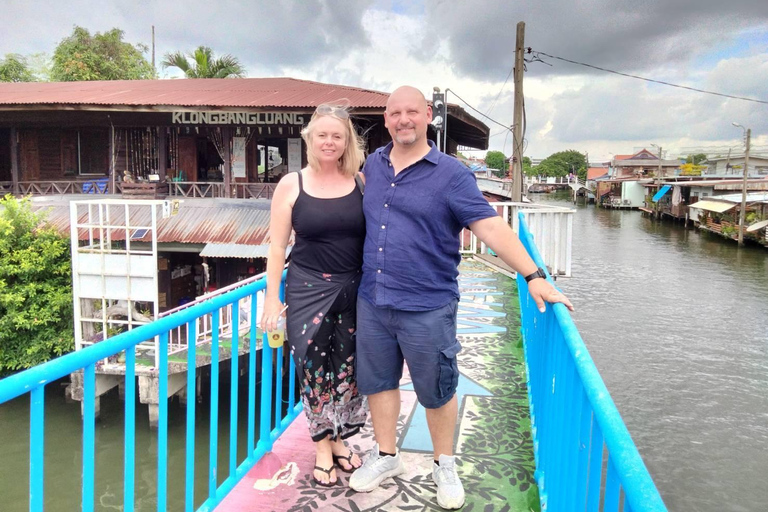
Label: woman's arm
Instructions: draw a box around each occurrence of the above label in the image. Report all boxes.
[260,173,299,332]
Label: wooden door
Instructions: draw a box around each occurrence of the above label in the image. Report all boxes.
[177,136,197,182]
[19,130,40,180]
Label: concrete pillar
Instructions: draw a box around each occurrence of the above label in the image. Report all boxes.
[138,372,188,429]
[69,372,121,421]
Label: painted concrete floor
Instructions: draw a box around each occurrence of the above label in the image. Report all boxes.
[215,260,539,512]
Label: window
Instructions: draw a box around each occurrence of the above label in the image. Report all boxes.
[77,129,109,175]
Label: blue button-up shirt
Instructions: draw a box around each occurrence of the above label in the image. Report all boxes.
[359,141,498,311]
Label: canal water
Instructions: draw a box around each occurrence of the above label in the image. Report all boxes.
[1,192,766,511]
[537,191,768,511]
[0,360,276,511]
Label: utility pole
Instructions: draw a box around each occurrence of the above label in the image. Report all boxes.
[511,21,525,202]
[737,128,751,246]
[656,146,663,179]
[151,25,156,75]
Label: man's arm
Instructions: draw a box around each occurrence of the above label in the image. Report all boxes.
[468,215,574,313]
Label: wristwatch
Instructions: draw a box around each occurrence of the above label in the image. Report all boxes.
[524,267,547,283]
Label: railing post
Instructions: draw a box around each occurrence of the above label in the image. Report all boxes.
[30,386,45,512]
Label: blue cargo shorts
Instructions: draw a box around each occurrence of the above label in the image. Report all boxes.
[356,296,461,409]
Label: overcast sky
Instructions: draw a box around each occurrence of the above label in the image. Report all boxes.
[2,0,767,161]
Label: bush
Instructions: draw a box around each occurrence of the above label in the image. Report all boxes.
[0,195,74,375]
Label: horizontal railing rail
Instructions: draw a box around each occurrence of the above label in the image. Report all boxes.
[460,202,574,276]
[517,212,666,512]
[16,180,111,196]
[0,269,297,512]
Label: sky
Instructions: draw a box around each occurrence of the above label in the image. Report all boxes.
[2,0,768,162]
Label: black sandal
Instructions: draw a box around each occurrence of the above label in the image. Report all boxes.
[333,451,361,473]
[312,465,337,487]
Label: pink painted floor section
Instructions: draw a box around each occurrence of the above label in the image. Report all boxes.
[215,369,421,512]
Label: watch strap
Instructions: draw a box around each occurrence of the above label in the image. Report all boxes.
[524,267,547,282]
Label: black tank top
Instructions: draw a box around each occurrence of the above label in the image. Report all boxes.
[290,171,365,273]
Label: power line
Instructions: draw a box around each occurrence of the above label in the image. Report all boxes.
[448,89,512,133]
[533,50,768,106]
[486,64,515,117]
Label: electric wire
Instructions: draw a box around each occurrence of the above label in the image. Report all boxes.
[486,64,515,117]
[533,50,768,105]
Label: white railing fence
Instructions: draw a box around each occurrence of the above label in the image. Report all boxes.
[460,202,574,277]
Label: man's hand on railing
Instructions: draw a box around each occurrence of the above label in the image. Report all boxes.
[527,278,575,314]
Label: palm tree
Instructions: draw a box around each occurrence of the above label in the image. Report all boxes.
[161,46,245,78]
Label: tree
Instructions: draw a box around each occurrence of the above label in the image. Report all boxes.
[0,195,74,375]
[537,150,587,179]
[162,46,246,79]
[51,26,155,81]
[485,150,507,178]
[522,156,536,177]
[0,54,36,82]
[686,153,707,165]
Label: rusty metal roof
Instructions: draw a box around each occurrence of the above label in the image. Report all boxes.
[30,196,276,246]
[0,78,389,109]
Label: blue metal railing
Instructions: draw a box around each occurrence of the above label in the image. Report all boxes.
[517,212,667,512]
[0,270,299,512]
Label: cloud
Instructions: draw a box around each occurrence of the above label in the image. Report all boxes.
[422,0,768,81]
[1,1,374,74]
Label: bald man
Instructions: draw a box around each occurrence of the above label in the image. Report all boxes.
[349,86,573,509]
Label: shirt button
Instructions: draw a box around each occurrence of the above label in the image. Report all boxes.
[390,183,395,187]
[378,247,383,252]
[381,225,386,229]
[384,203,389,208]
[377,269,382,273]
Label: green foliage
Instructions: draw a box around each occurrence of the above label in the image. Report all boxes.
[686,153,707,165]
[0,53,36,82]
[485,150,507,178]
[51,26,155,81]
[162,46,246,79]
[537,150,587,178]
[522,156,536,177]
[0,195,74,375]
[721,224,737,237]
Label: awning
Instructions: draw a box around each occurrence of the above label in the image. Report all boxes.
[200,243,292,259]
[652,185,672,202]
[688,200,736,213]
[747,219,768,233]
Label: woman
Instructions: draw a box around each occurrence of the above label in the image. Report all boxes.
[260,103,368,487]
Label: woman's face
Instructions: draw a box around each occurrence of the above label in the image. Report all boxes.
[311,115,348,165]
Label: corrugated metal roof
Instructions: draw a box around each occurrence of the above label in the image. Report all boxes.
[711,192,768,203]
[200,243,293,259]
[30,196,277,245]
[0,78,389,109]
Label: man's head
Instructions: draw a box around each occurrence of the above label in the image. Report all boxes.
[384,86,432,148]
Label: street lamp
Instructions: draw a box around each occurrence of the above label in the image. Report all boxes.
[732,122,752,246]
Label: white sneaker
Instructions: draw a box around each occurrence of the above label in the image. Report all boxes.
[349,444,406,492]
[432,454,465,509]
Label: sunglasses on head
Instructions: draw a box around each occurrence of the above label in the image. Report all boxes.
[315,104,350,119]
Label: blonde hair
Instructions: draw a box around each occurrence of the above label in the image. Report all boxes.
[301,101,365,177]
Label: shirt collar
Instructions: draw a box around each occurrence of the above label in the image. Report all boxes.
[381,140,440,166]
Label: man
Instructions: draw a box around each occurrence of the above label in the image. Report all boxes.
[349,86,574,509]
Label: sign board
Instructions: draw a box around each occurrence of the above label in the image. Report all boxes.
[288,138,302,173]
[232,136,246,178]
[172,111,307,125]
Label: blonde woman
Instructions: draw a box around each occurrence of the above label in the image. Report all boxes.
[260,103,368,487]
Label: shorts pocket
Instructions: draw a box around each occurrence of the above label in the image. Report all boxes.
[438,340,462,399]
